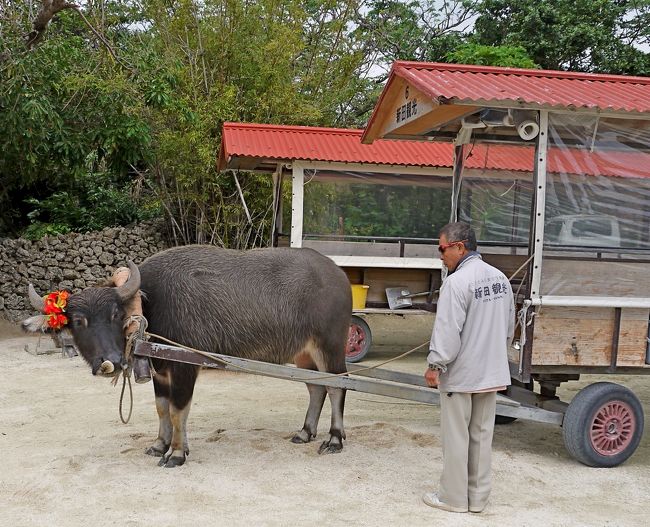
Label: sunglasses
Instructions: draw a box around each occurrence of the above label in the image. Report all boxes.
[438,239,468,254]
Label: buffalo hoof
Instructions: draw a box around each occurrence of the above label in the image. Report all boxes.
[318,439,343,455]
[158,455,186,468]
[145,445,168,457]
[158,448,188,468]
[290,429,315,444]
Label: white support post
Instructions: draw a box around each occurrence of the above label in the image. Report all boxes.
[270,164,283,246]
[290,163,304,247]
[450,144,466,223]
[530,110,549,300]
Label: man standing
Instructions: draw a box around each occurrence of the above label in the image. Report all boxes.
[423,222,514,514]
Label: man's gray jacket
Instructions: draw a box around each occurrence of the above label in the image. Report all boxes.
[427,253,514,392]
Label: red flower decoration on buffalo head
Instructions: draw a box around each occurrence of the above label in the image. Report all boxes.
[43,290,69,329]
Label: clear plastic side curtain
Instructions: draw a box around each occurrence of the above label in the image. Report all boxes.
[291,169,452,257]
[456,148,534,247]
[541,113,650,297]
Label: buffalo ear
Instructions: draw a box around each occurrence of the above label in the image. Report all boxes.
[21,314,50,333]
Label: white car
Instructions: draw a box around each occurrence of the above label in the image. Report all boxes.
[545,214,621,248]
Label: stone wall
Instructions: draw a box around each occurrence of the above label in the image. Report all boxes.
[0,222,168,322]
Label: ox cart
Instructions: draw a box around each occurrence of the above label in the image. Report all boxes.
[216,63,650,467]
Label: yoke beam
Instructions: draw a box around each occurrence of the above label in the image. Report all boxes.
[134,341,563,425]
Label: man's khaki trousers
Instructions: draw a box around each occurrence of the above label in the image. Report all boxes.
[438,391,497,510]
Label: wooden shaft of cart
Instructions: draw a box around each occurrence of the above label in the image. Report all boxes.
[134,340,563,425]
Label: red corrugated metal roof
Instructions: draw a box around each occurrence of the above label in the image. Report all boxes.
[361,61,650,144]
[219,122,650,178]
[219,122,455,169]
[393,61,650,114]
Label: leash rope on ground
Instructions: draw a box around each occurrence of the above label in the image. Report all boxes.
[111,363,133,424]
[143,331,431,382]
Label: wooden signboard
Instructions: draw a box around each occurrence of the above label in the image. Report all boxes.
[363,76,478,143]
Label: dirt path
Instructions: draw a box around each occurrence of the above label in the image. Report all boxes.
[1,317,648,527]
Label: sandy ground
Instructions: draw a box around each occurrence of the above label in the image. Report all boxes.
[1,315,649,527]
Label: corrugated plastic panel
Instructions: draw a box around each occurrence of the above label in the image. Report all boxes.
[221,122,650,178]
[221,122,454,168]
[395,62,650,114]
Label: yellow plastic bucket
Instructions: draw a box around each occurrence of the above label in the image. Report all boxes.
[351,284,370,310]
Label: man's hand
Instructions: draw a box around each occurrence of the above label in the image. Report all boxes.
[424,368,439,388]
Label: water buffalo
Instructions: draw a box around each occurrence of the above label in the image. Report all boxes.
[23,245,352,467]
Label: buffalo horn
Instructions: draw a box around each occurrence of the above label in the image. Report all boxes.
[115,261,141,301]
[99,360,115,375]
[28,283,46,312]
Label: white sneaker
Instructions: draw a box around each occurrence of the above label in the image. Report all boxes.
[422,492,468,513]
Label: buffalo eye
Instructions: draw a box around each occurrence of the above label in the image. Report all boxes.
[111,307,121,322]
[71,315,88,328]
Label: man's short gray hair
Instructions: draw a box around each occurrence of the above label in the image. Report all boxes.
[439,222,477,251]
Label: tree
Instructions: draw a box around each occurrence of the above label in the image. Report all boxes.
[447,43,538,68]
[472,0,650,74]
[1,0,373,243]
[354,0,479,72]
[0,4,152,237]
[133,0,373,246]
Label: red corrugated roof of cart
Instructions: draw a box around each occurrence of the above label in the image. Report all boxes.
[362,61,650,143]
[218,122,455,169]
[219,122,650,178]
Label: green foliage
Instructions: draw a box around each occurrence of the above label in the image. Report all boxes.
[22,167,158,239]
[2,0,650,245]
[128,0,373,246]
[447,44,539,68]
[0,8,153,237]
[472,0,650,74]
[356,1,473,66]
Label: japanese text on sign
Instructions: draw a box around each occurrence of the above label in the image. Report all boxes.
[395,98,418,124]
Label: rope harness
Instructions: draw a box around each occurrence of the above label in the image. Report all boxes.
[113,314,150,424]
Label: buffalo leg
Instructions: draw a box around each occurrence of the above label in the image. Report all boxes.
[292,352,327,444]
[159,400,192,468]
[145,396,172,456]
[292,383,327,444]
[158,363,199,468]
[318,386,346,454]
[145,374,172,457]
[317,336,347,455]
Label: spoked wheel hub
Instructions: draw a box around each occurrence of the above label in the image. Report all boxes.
[589,400,636,456]
[345,316,372,363]
[562,381,644,467]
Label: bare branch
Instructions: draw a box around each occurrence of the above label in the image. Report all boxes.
[26,0,77,48]
[70,5,125,66]
[26,0,130,70]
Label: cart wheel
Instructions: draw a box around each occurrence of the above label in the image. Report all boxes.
[562,382,644,467]
[346,315,372,363]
